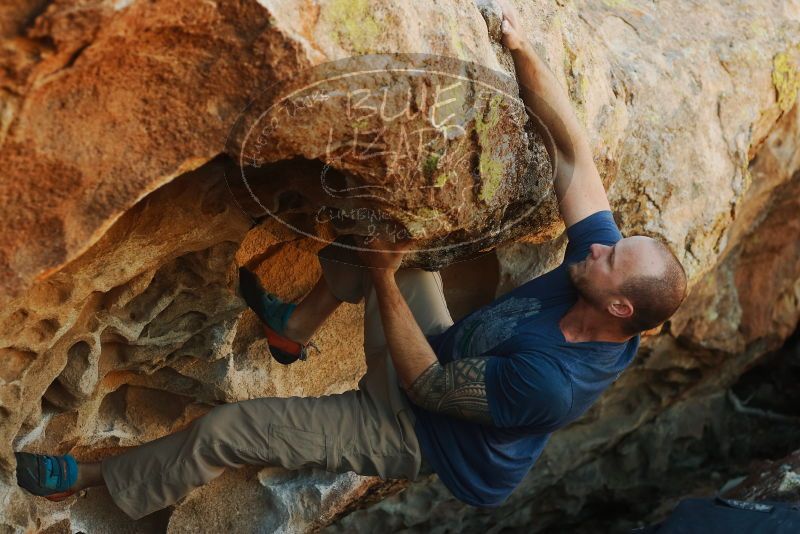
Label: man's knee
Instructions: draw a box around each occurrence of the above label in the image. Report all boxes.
[394,269,452,332]
[190,403,243,441]
[394,268,439,292]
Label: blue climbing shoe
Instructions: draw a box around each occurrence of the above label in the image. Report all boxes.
[238,266,318,365]
[15,452,78,501]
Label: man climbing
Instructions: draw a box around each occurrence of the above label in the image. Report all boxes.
[15,0,687,516]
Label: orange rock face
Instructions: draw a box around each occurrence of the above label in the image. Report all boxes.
[0,0,557,308]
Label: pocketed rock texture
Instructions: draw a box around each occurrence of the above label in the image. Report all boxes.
[0,0,799,533]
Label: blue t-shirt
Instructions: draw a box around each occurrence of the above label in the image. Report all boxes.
[409,210,641,507]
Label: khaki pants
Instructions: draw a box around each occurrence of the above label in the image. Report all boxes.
[102,236,455,519]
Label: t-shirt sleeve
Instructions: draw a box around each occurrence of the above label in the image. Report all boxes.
[563,210,623,265]
[485,353,573,430]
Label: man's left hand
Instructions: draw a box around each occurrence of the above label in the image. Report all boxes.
[355,236,413,273]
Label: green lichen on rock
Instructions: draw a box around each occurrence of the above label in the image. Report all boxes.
[351,117,370,130]
[562,47,588,124]
[417,207,442,219]
[399,207,448,237]
[740,159,753,195]
[772,46,800,113]
[422,153,441,179]
[434,171,454,188]
[478,154,504,202]
[475,94,506,203]
[447,18,468,60]
[474,94,503,137]
[327,0,382,54]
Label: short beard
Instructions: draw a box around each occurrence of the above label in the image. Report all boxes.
[567,261,607,308]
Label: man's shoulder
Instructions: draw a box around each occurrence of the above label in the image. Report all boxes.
[564,210,623,263]
[566,209,619,235]
[491,350,574,402]
[486,351,574,428]
[508,267,576,311]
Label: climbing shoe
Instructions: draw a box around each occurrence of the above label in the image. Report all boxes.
[15,452,78,501]
[238,266,319,365]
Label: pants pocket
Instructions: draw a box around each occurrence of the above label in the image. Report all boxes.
[268,424,327,470]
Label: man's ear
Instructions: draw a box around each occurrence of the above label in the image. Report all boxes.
[608,299,633,319]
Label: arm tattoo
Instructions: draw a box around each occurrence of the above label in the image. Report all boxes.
[406,357,493,425]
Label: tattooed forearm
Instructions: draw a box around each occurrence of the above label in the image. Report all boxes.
[406,357,493,425]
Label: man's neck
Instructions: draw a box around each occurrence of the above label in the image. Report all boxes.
[559,299,633,344]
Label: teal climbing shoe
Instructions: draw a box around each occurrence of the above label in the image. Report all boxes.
[15,452,78,501]
[238,266,318,365]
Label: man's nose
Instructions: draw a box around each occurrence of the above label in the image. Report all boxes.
[589,243,606,259]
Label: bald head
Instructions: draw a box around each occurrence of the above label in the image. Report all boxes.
[567,235,688,335]
[617,237,688,334]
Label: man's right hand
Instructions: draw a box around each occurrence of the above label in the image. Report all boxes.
[494,0,611,228]
[354,235,412,274]
[496,0,525,51]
